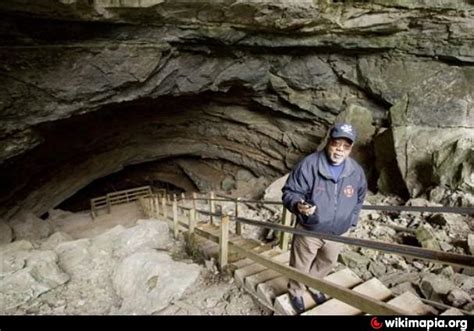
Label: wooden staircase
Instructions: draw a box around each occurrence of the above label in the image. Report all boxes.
[227,246,436,316]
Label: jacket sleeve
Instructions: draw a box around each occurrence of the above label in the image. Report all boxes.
[281,156,313,215]
[350,169,367,227]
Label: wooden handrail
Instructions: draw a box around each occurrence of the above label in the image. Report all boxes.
[136,191,474,316]
[90,185,152,219]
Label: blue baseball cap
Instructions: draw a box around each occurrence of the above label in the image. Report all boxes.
[330,123,356,143]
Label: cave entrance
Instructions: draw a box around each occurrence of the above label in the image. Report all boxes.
[57,163,186,213]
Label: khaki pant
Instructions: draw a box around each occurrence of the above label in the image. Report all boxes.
[288,224,345,297]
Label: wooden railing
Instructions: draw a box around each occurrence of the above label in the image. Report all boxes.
[90,186,164,219]
[137,190,474,315]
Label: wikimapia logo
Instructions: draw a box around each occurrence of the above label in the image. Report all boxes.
[369,317,469,331]
[371,317,383,329]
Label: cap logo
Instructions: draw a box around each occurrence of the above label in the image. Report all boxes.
[340,124,353,134]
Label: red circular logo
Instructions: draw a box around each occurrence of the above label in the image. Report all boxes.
[371,317,383,330]
[343,185,354,198]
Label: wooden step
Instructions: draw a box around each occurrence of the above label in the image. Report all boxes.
[256,276,289,308]
[227,239,266,264]
[234,250,288,287]
[387,291,435,315]
[274,268,363,315]
[228,242,274,272]
[274,291,314,315]
[302,278,392,315]
[245,269,281,294]
[244,253,291,294]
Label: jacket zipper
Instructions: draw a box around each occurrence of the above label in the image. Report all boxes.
[333,181,338,227]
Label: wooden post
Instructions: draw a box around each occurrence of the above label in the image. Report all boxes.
[173,194,178,239]
[235,197,242,236]
[192,192,198,224]
[154,195,160,218]
[279,207,293,251]
[188,204,195,235]
[106,194,111,214]
[151,198,155,216]
[209,191,215,225]
[219,214,229,269]
[138,197,144,215]
[162,196,167,219]
[90,200,96,220]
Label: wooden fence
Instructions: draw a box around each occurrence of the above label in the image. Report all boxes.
[90,186,164,219]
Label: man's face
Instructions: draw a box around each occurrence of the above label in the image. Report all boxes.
[326,138,353,165]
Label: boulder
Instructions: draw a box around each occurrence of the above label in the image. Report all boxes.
[420,273,456,302]
[0,220,13,245]
[388,63,474,197]
[468,234,474,255]
[8,212,53,241]
[391,281,418,296]
[221,176,236,191]
[113,250,200,314]
[339,251,370,270]
[415,225,440,250]
[113,220,171,258]
[0,249,69,310]
[379,271,420,287]
[373,128,408,197]
[447,288,472,308]
[441,308,465,316]
[433,137,474,194]
[40,232,74,250]
[263,174,288,202]
[368,261,387,278]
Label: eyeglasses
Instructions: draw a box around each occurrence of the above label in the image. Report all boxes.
[329,139,352,151]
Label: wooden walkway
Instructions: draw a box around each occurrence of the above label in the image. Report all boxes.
[187,223,466,316]
[132,191,472,316]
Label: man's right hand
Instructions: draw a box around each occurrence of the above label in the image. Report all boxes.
[297,200,316,216]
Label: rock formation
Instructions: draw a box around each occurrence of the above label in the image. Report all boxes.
[0,0,473,219]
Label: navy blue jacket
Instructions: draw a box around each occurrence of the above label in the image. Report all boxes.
[282,150,367,235]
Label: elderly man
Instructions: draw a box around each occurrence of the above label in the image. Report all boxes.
[281,122,367,314]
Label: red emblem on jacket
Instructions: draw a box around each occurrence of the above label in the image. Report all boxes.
[343,185,354,198]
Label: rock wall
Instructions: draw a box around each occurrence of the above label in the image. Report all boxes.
[0,0,473,219]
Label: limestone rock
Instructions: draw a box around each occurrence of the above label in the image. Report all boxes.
[40,232,74,250]
[433,137,474,194]
[420,273,456,303]
[339,251,370,270]
[0,0,474,220]
[263,174,288,202]
[468,234,474,256]
[8,212,54,241]
[374,129,408,197]
[113,220,171,258]
[441,308,465,316]
[0,249,69,310]
[55,238,92,275]
[368,260,387,278]
[415,225,440,251]
[0,220,13,245]
[112,250,200,314]
[447,288,472,308]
